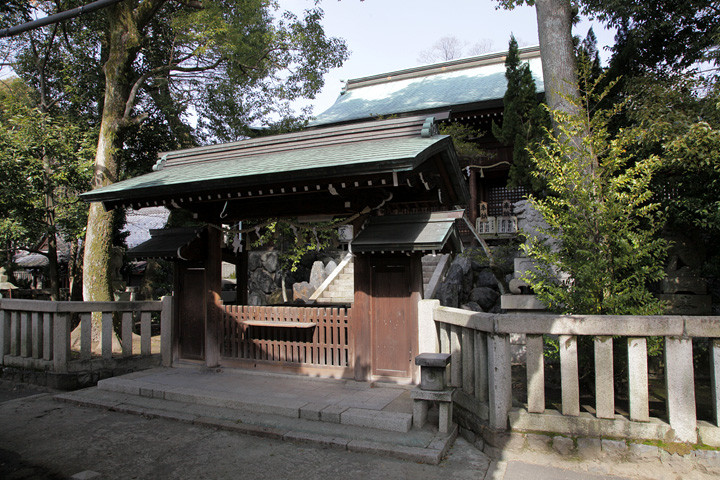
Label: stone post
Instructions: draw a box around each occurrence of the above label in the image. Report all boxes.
[628,337,649,422]
[712,339,720,427]
[559,334,579,416]
[526,334,545,413]
[53,313,70,373]
[594,336,615,419]
[488,333,511,430]
[0,309,8,365]
[417,299,440,355]
[665,336,697,443]
[161,295,173,367]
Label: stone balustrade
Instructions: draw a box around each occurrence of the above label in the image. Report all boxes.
[419,299,720,446]
[0,297,172,384]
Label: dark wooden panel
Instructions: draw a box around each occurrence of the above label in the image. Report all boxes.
[178,267,205,361]
[371,259,413,378]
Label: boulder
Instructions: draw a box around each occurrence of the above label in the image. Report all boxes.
[435,282,460,308]
[469,287,500,311]
[249,269,275,294]
[309,261,326,289]
[261,251,279,273]
[461,302,482,312]
[475,269,498,289]
[293,281,314,303]
[248,252,262,271]
[324,260,338,277]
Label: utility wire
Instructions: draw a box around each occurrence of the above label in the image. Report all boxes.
[0,0,126,38]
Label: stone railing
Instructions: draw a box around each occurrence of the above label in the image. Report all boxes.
[419,299,720,446]
[0,298,172,380]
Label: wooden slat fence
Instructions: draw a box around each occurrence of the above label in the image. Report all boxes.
[222,305,352,370]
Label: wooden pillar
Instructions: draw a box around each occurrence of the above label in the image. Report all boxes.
[205,226,223,367]
[353,254,371,381]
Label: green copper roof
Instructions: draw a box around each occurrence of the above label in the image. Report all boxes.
[351,211,463,254]
[82,115,464,207]
[312,46,543,126]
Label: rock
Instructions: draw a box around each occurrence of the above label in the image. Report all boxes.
[435,282,460,308]
[261,251,279,273]
[469,287,500,311]
[293,281,314,303]
[249,269,275,294]
[248,292,266,306]
[474,269,498,289]
[309,261,326,289]
[324,260,338,277]
[248,252,262,271]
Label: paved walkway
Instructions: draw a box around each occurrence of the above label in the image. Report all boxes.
[0,370,712,479]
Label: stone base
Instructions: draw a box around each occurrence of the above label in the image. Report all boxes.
[500,294,547,311]
[411,388,454,434]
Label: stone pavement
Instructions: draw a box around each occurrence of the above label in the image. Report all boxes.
[0,371,713,479]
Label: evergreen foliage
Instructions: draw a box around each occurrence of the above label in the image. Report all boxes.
[492,35,550,194]
[521,69,669,315]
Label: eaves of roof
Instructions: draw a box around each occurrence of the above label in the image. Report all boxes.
[81,115,459,207]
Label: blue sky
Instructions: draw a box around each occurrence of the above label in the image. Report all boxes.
[279,0,616,116]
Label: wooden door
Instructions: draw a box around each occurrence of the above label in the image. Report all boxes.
[178,266,205,361]
[371,260,414,378]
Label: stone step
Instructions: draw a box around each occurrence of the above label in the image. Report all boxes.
[53,368,456,465]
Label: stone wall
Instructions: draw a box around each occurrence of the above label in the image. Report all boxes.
[246,249,344,305]
[433,254,503,313]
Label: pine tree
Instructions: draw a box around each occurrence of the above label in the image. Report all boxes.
[492,35,550,193]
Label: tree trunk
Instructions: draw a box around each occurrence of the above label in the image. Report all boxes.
[82,3,140,303]
[81,2,145,353]
[534,0,581,121]
[47,232,60,300]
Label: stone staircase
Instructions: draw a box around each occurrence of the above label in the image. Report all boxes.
[313,254,355,304]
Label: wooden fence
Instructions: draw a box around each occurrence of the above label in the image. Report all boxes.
[0,297,172,374]
[419,299,720,446]
[221,305,353,375]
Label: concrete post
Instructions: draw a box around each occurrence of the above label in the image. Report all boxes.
[712,339,720,427]
[462,328,475,396]
[526,334,545,413]
[594,336,615,419]
[122,312,133,357]
[0,309,8,365]
[31,312,42,359]
[665,336,697,443]
[488,333,511,430]
[80,313,91,360]
[559,335,579,416]
[10,311,19,356]
[42,313,53,361]
[140,312,151,356]
[474,330,488,403]
[161,295,173,367]
[20,311,31,358]
[417,299,440,355]
[53,313,70,373]
[450,325,462,388]
[628,337,649,422]
[102,312,113,360]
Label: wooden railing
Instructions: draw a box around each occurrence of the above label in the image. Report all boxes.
[0,297,172,374]
[221,305,353,375]
[420,299,720,445]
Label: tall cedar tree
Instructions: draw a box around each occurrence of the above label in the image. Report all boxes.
[492,35,549,194]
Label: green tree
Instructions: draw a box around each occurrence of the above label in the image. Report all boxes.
[0,78,94,299]
[2,1,348,304]
[492,34,550,193]
[521,73,669,315]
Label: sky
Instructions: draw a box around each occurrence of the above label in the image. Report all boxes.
[278,0,616,117]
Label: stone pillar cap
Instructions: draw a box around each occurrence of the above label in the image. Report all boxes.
[415,352,451,367]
